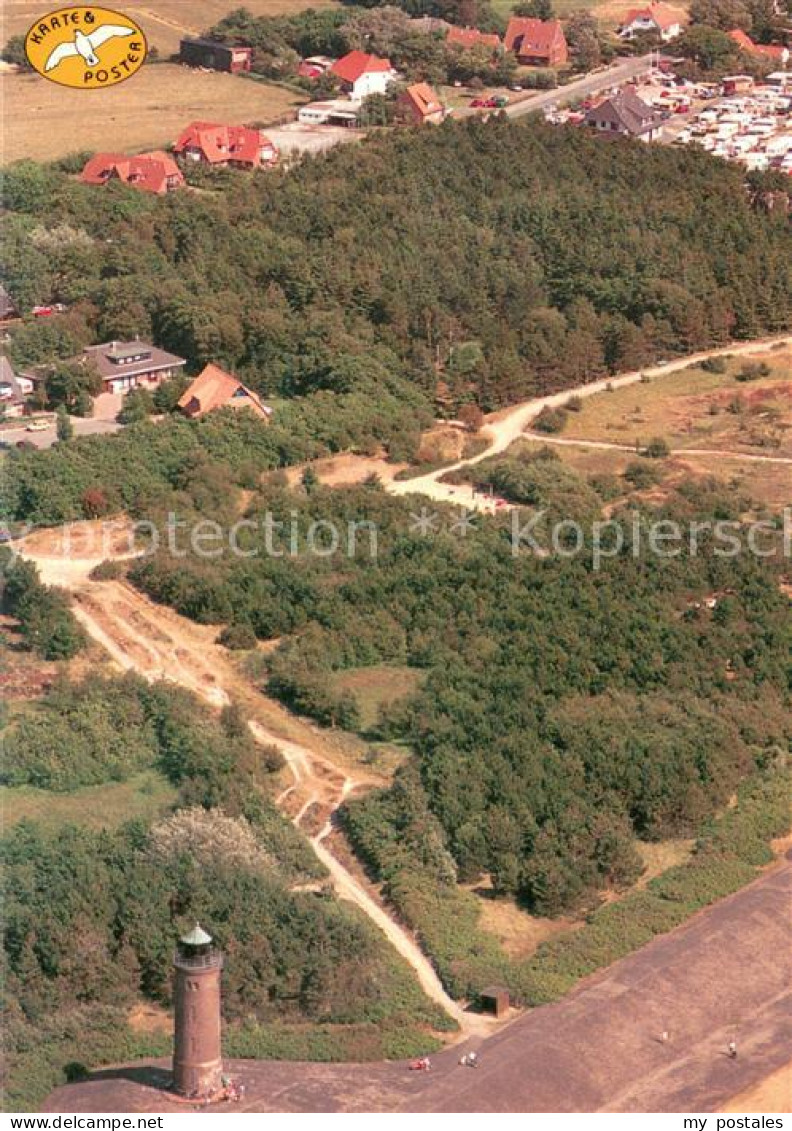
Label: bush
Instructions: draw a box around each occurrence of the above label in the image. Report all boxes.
[735,362,770,383]
[642,436,670,458]
[218,622,258,650]
[0,551,85,660]
[623,460,663,489]
[89,559,124,581]
[532,406,568,434]
[701,356,727,374]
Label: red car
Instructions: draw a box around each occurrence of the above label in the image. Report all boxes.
[32,303,66,317]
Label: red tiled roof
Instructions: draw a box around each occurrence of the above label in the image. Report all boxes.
[80,151,183,194]
[504,17,565,57]
[728,29,787,58]
[446,26,501,50]
[173,121,277,167]
[330,50,392,83]
[621,3,684,30]
[402,82,444,118]
[177,363,272,420]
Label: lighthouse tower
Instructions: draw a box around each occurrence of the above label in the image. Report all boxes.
[172,923,223,1099]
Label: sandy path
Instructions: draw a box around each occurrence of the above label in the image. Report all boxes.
[18,535,469,1032]
[388,334,792,511]
[247,720,471,1029]
[521,434,792,464]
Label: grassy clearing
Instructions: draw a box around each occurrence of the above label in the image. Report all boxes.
[468,878,578,959]
[3,0,338,56]
[3,65,305,164]
[1,770,177,831]
[470,836,695,959]
[559,350,792,456]
[330,665,424,732]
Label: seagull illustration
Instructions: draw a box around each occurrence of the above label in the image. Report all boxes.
[44,24,135,71]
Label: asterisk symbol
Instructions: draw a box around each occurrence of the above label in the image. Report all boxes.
[409,508,440,536]
[449,509,478,537]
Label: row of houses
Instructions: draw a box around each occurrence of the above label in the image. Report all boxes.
[5,337,272,423]
[80,120,280,195]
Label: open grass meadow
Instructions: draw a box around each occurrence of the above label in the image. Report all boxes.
[1,771,177,831]
[559,348,792,456]
[329,664,424,732]
[2,63,306,164]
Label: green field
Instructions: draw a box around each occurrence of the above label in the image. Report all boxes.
[330,665,424,732]
[1,771,177,831]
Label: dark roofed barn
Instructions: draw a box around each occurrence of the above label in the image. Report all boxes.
[179,38,253,73]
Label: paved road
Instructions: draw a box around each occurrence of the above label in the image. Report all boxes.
[504,54,656,118]
[43,857,792,1113]
[0,417,121,450]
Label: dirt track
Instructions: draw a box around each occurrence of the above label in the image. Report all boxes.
[388,333,792,512]
[19,534,471,1032]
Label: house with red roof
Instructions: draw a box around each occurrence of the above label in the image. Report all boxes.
[446,26,501,52]
[80,151,184,194]
[398,82,446,125]
[173,122,278,170]
[618,3,685,41]
[177,363,272,421]
[504,17,568,66]
[727,29,789,63]
[329,50,396,98]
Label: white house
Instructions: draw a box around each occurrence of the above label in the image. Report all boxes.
[329,50,396,99]
[619,3,684,41]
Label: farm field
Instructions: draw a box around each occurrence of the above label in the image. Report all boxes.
[558,348,792,457]
[3,0,338,56]
[2,64,305,164]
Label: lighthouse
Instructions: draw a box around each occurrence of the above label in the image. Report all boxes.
[172,923,223,1099]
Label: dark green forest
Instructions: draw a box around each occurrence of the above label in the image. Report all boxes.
[125,469,792,911]
[4,118,791,419]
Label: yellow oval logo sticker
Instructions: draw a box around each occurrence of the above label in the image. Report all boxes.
[25,6,147,89]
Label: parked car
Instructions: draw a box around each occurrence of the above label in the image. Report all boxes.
[32,304,66,318]
[25,419,50,432]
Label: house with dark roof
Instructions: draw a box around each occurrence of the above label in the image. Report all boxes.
[173,122,278,169]
[80,340,186,395]
[618,3,685,40]
[584,88,661,140]
[80,151,184,194]
[504,17,568,66]
[177,363,272,421]
[446,26,501,51]
[398,83,446,125]
[329,51,396,98]
[179,37,253,73]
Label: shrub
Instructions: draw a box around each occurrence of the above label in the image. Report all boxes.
[701,356,727,374]
[642,436,670,458]
[219,622,258,650]
[532,406,568,434]
[89,559,124,581]
[735,362,769,383]
[623,460,662,489]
